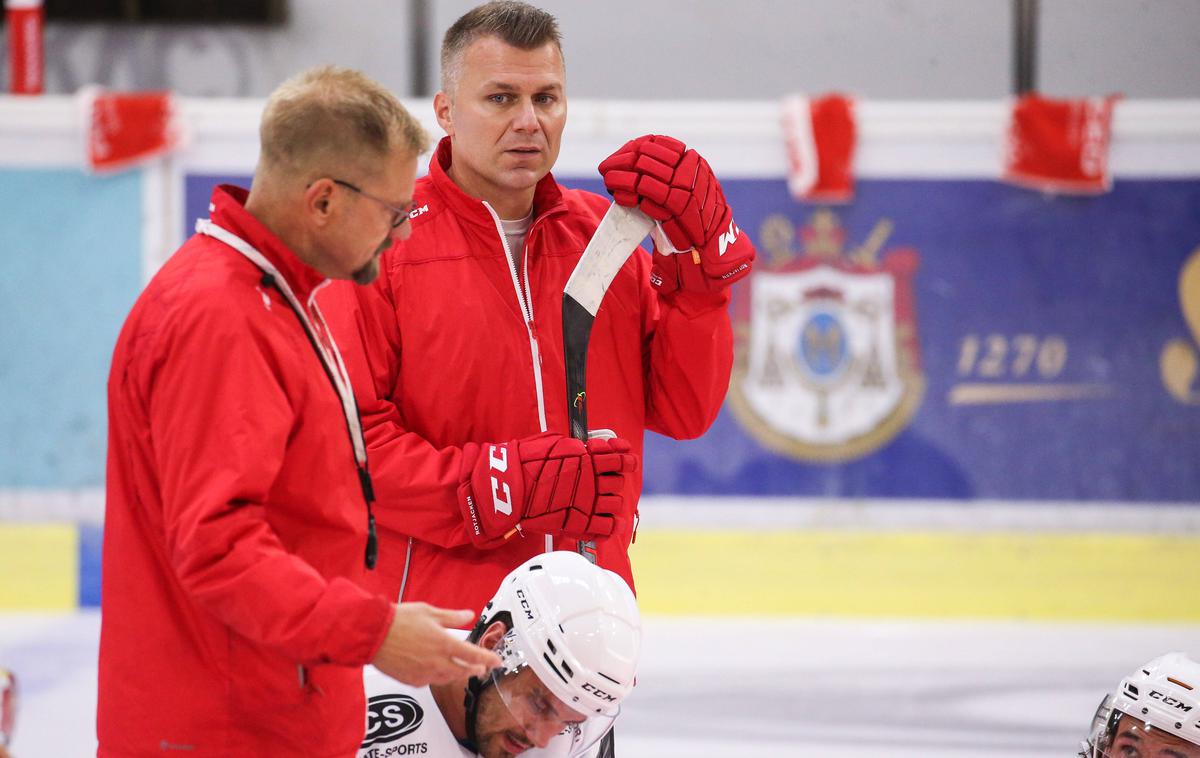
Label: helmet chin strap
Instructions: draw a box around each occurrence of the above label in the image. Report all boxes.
[460,671,493,752]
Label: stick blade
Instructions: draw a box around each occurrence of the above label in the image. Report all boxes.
[563,204,654,317]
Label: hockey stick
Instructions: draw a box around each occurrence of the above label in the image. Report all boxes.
[562,203,654,563]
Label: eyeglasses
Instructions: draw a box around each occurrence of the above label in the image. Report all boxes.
[333,179,415,229]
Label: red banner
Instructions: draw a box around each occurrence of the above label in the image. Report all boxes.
[85,90,184,173]
[1003,93,1121,194]
[6,0,44,95]
[782,94,857,203]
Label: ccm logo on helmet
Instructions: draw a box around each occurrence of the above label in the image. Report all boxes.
[515,588,535,621]
[1150,690,1194,712]
[582,682,617,703]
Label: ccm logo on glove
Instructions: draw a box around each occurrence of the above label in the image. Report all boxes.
[488,445,513,516]
[458,432,637,549]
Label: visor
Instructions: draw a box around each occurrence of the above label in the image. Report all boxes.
[491,630,617,757]
[1083,694,1200,758]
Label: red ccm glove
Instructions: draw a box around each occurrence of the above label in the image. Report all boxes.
[599,134,756,294]
[457,432,637,549]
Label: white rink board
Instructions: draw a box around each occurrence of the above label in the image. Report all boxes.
[3,611,1198,757]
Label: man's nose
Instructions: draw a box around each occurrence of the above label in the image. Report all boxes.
[511,98,540,132]
[527,719,561,748]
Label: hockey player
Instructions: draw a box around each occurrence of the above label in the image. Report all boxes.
[358,551,640,758]
[319,0,756,616]
[0,666,12,758]
[1080,652,1200,757]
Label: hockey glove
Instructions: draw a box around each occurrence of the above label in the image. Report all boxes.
[598,134,756,294]
[457,432,636,549]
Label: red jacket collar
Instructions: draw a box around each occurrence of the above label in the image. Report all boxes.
[426,137,567,228]
[208,184,328,300]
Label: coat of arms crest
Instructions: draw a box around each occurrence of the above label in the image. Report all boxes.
[729,209,924,461]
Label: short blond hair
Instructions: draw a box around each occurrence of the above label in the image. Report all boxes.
[259,65,429,180]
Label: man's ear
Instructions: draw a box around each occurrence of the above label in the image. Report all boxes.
[478,620,508,651]
[434,90,454,136]
[304,178,336,226]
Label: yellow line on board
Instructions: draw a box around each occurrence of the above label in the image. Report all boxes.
[948,382,1113,405]
[632,530,1200,622]
[0,524,78,610]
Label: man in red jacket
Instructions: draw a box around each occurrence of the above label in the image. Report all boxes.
[99,66,501,758]
[320,1,755,614]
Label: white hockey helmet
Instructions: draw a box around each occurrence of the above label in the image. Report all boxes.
[482,551,641,718]
[1081,652,1200,757]
[0,667,15,748]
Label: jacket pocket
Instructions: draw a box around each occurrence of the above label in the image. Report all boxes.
[226,636,312,722]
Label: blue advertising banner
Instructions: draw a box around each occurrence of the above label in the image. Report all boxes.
[185,174,1200,502]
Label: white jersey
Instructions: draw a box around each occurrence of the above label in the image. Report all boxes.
[361,664,468,757]
[360,643,609,757]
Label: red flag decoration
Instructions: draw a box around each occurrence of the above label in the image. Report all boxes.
[782,94,856,203]
[5,0,44,94]
[1003,93,1121,194]
[83,88,185,173]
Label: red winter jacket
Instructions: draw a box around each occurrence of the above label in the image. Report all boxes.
[99,185,394,757]
[319,138,733,613]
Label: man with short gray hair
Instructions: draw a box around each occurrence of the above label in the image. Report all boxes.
[99,66,500,757]
[321,0,754,640]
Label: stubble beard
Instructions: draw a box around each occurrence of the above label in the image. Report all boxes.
[476,732,521,758]
[473,692,530,758]
[351,255,380,286]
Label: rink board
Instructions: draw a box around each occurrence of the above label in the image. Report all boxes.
[4,516,1199,621]
[3,166,1197,502]
[0,169,143,489]
[632,528,1200,622]
[184,171,1200,502]
[1,98,1198,617]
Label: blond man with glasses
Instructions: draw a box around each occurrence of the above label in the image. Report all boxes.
[99,66,500,757]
